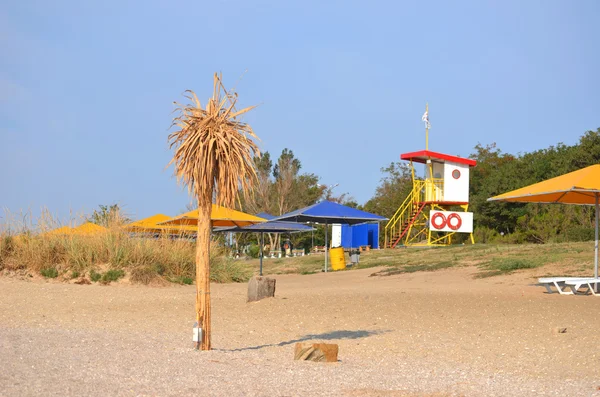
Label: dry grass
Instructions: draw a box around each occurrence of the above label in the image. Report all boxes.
[236,241,598,279]
[2,207,595,284]
[0,214,251,285]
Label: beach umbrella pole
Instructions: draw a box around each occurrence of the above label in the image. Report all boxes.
[260,232,264,277]
[595,194,599,292]
[324,222,328,272]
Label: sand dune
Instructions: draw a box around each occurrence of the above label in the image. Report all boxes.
[1,266,599,396]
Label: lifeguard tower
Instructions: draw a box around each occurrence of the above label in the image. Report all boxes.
[384,106,477,248]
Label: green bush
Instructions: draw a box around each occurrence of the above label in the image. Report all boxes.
[371,261,454,276]
[247,244,260,258]
[564,227,595,242]
[501,232,525,244]
[169,275,194,285]
[101,269,125,283]
[477,257,541,278]
[473,227,500,244]
[152,263,166,275]
[494,258,538,272]
[40,267,59,278]
[89,269,102,282]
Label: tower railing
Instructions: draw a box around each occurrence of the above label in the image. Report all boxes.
[384,178,444,248]
[423,178,444,202]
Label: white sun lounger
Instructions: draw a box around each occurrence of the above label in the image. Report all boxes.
[563,278,600,296]
[537,277,595,295]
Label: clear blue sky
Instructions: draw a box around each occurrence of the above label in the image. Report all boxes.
[1,0,598,224]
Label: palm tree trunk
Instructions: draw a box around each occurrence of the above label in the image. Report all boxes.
[196,199,212,350]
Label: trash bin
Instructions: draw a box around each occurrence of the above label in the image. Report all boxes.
[329,247,346,271]
[349,249,360,264]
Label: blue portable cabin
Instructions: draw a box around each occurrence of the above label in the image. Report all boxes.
[341,223,379,249]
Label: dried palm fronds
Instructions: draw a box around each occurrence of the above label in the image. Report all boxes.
[168,73,260,350]
[168,73,260,209]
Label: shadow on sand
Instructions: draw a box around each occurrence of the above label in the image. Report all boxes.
[218,329,388,352]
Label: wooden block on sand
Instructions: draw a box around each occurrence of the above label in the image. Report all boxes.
[247,276,276,302]
[294,343,338,362]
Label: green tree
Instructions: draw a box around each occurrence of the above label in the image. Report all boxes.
[245,152,274,215]
[468,143,525,233]
[273,148,302,215]
[570,129,600,169]
[471,129,600,241]
[238,149,324,253]
[88,204,131,227]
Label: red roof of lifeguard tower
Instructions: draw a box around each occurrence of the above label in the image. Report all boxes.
[400,150,477,167]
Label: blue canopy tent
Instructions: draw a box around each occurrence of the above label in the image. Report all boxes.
[255,212,276,220]
[272,201,387,272]
[217,213,314,276]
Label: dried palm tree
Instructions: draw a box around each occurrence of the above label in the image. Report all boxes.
[168,73,259,350]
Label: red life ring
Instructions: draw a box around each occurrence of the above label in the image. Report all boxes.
[447,213,462,231]
[431,212,446,229]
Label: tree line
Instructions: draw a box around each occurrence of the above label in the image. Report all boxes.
[468,128,600,243]
[93,128,599,249]
[236,148,356,253]
[364,128,600,244]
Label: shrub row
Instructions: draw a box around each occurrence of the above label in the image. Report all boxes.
[0,230,251,285]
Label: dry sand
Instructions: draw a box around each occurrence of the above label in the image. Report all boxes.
[1,265,599,396]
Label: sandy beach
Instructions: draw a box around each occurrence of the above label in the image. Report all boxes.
[1,265,599,396]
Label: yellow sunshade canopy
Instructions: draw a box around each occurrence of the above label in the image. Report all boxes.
[45,222,108,235]
[72,222,108,234]
[124,214,196,235]
[45,226,74,235]
[488,164,600,205]
[159,205,266,228]
[489,164,600,280]
[126,214,172,228]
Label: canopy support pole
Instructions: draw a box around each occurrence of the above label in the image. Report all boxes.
[324,222,329,272]
[259,232,264,276]
[595,193,599,292]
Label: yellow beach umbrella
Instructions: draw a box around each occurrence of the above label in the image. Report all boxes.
[127,214,172,229]
[72,222,108,235]
[45,222,107,236]
[124,214,196,235]
[45,226,74,235]
[159,205,266,228]
[488,164,600,279]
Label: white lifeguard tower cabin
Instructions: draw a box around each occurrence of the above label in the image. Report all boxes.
[384,150,477,248]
